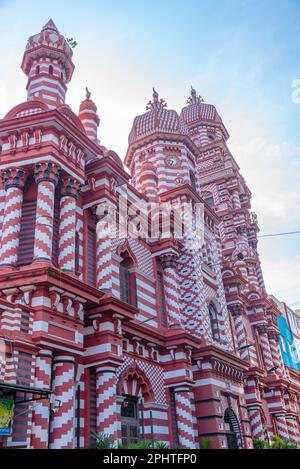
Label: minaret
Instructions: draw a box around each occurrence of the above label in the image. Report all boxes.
[78,88,100,142]
[21,19,75,109]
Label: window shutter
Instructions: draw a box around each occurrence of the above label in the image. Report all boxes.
[17,199,36,266]
[120,263,131,304]
[169,389,179,447]
[75,231,80,273]
[157,271,167,327]
[89,368,97,444]
[87,227,96,286]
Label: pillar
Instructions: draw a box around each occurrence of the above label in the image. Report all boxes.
[58,177,81,272]
[286,415,300,445]
[160,253,181,326]
[49,355,75,449]
[257,325,274,371]
[31,350,52,449]
[33,162,61,262]
[174,387,196,448]
[95,204,115,291]
[268,330,283,374]
[229,304,250,361]
[248,406,265,441]
[95,366,118,441]
[0,168,27,267]
[274,413,289,441]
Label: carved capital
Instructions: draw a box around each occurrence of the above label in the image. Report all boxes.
[160,253,178,269]
[61,177,82,199]
[228,303,244,317]
[34,162,61,185]
[1,168,27,190]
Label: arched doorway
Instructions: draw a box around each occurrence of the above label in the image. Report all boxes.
[117,365,154,446]
[224,408,243,449]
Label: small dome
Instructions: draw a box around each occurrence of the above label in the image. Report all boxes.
[128,88,189,144]
[180,86,223,125]
[107,150,123,168]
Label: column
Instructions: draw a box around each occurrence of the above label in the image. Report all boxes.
[286,415,300,445]
[95,366,118,442]
[257,325,274,371]
[33,162,61,262]
[268,330,283,374]
[58,177,81,272]
[229,304,250,361]
[174,387,196,448]
[95,203,115,291]
[274,413,289,441]
[49,355,75,449]
[0,168,27,267]
[31,350,52,449]
[160,253,181,326]
[248,406,265,441]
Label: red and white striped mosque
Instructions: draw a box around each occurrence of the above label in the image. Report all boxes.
[0,19,300,450]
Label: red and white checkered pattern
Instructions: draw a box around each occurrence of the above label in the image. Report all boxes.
[49,356,75,449]
[31,350,52,449]
[117,356,166,404]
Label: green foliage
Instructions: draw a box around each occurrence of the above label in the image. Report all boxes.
[91,431,116,449]
[199,437,212,449]
[92,434,169,450]
[253,435,298,450]
[117,439,169,449]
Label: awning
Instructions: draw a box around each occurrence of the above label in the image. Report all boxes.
[0,381,52,404]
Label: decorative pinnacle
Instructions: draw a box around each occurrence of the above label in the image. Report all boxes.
[146,87,167,111]
[85,87,91,99]
[187,85,203,105]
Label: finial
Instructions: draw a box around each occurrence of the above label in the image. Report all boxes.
[146,88,167,111]
[85,87,91,99]
[187,86,203,105]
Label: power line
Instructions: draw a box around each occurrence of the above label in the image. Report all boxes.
[258,230,300,238]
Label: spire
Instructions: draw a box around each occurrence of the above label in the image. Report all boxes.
[22,20,75,109]
[146,87,167,111]
[187,86,203,105]
[78,88,100,142]
[42,18,59,32]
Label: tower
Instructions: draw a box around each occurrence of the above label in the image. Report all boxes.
[21,19,74,108]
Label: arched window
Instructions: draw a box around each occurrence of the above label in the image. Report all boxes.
[120,256,137,306]
[189,170,197,191]
[224,408,243,449]
[36,65,40,75]
[209,302,220,340]
[157,261,167,327]
[49,65,53,75]
[17,181,37,266]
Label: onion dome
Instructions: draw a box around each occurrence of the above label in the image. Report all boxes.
[78,88,100,142]
[128,88,189,144]
[21,19,74,82]
[180,86,223,125]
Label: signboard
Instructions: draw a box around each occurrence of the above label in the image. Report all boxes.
[0,399,14,435]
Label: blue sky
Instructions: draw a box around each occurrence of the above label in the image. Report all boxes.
[0,0,299,309]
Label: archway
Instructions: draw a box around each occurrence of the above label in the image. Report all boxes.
[117,365,154,446]
[224,408,243,449]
